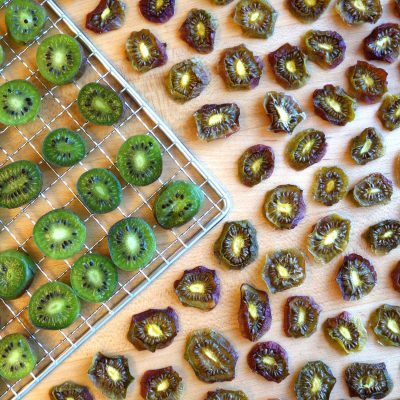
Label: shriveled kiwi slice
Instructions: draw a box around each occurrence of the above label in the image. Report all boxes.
[288,0,330,22]
[233,0,277,39]
[364,23,400,63]
[206,389,249,400]
[364,219,400,255]
[378,93,400,131]
[139,0,175,23]
[370,304,400,347]
[350,127,385,165]
[51,381,94,400]
[353,173,393,207]
[392,262,400,293]
[307,214,351,264]
[214,220,258,270]
[140,366,183,400]
[336,0,382,25]
[86,0,126,33]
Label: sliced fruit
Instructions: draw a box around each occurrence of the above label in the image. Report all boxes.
[350,127,385,165]
[391,262,400,293]
[335,0,382,24]
[364,219,400,255]
[353,173,393,207]
[140,366,183,400]
[50,381,94,400]
[86,0,126,33]
[378,93,400,131]
[206,389,249,400]
[288,0,330,21]
[364,23,400,63]
[370,304,400,347]
[139,0,175,23]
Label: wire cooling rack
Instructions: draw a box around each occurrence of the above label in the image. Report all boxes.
[0,1,230,398]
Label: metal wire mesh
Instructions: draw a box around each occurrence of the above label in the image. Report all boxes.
[0,1,230,398]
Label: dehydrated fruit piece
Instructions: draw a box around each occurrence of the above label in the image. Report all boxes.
[285,296,321,338]
[194,103,240,141]
[167,58,210,102]
[364,220,400,255]
[139,0,175,23]
[325,311,367,354]
[51,381,94,400]
[391,262,400,292]
[335,0,382,24]
[363,23,400,63]
[288,0,330,22]
[263,249,306,293]
[348,61,387,104]
[313,84,357,126]
[264,91,306,134]
[180,9,218,54]
[312,166,349,206]
[350,127,385,165]
[295,361,336,400]
[220,44,264,89]
[263,184,306,229]
[88,353,134,400]
[86,0,126,33]
[233,0,277,39]
[345,362,393,400]
[378,94,400,131]
[126,29,167,72]
[184,329,238,383]
[238,144,275,187]
[269,44,310,90]
[336,254,377,301]
[214,220,258,270]
[308,214,351,264]
[247,341,289,383]
[206,389,249,400]
[128,307,179,352]
[140,366,183,400]
[286,129,327,170]
[353,173,393,207]
[239,284,272,341]
[214,0,234,4]
[174,266,220,311]
[370,304,400,347]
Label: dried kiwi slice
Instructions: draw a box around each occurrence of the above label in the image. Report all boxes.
[233,0,277,39]
[285,296,321,338]
[304,30,346,69]
[336,254,377,301]
[86,0,126,33]
[312,166,349,206]
[269,44,310,90]
[307,214,351,264]
[139,0,175,23]
[126,29,167,72]
[51,381,94,400]
[364,23,400,63]
[180,9,218,54]
[238,284,272,341]
[364,220,400,255]
[140,366,183,400]
[238,144,275,187]
[264,91,306,134]
[288,0,330,22]
[214,220,258,270]
[350,127,385,165]
[264,184,306,230]
[194,103,240,141]
[206,390,249,400]
[220,44,264,90]
[378,94,400,131]
[353,173,393,207]
[336,0,382,24]
[391,262,400,292]
[313,84,357,126]
[345,362,393,400]
[214,0,234,4]
[370,304,400,347]
[184,329,238,383]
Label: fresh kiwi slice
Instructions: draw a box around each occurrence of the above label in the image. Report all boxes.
[33,209,87,260]
[0,333,37,381]
[37,34,85,85]
[0,80,41,126]
[77,168,122,214]
[70,253,118,303]
[108,217,156,271]
[116,135,162,186]
[5,0,47,44]
[0,160,42,208]
[0,249,36,300]
[28,281,80,330]
[78,82,123,126]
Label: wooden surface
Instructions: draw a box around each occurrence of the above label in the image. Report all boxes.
[28,0,400,399]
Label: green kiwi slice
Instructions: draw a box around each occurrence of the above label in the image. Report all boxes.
[0,333,37,381]
[116,134,162,186]
[108,217,156,271]
[5,0,47,44]
[70,253,118,303]
[28,281,80,330]
[0,80,41,126]
[78,82,123,126]
[33,209,87,260]
[0,249,36,300]
[36,34,85,85]
[0,160,42,209]
[77,168,122,214]
[42,128,86,167]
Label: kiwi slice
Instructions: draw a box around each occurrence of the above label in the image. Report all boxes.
[28,281,80,330]
[116,135,162,186]
[0,333,37,381]
[77,168,122,214]
[108,217,156,271]
[154,181,204,229]
[0,80,41,126]
[5,0,47,44]
[78,82,123,126]
[33,209,87,260]
[37,34,85,85]
[0,160,42,208]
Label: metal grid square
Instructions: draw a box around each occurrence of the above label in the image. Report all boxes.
[0,1,230,398]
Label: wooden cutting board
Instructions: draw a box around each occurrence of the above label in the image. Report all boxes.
[28,0,400,399]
